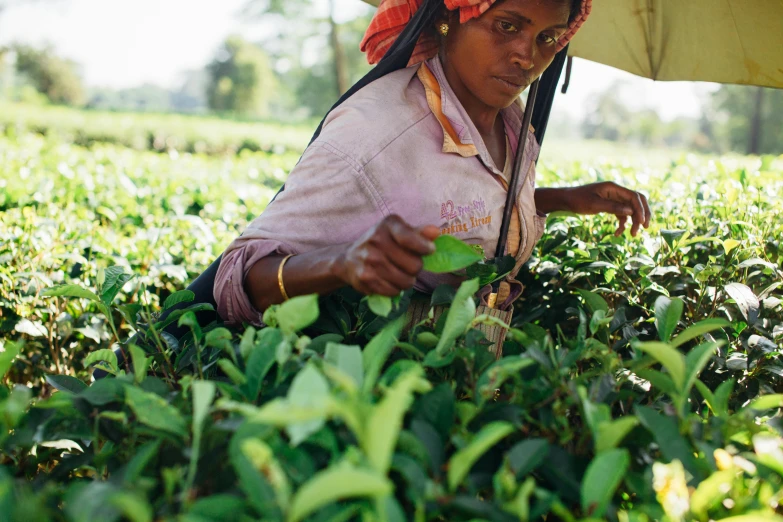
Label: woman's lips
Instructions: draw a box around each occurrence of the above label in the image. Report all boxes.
[493,76,526,93]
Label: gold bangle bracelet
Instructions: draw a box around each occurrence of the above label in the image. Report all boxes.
[277,254,294,301]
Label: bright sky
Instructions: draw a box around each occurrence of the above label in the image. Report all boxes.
[0,0,718,121]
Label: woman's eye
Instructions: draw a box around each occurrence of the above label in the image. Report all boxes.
[538,33,557,45]
[498,21,518,33]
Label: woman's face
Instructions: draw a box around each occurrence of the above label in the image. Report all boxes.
[441,0,572,110]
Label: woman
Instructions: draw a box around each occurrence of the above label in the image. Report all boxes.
[213,0,651,327]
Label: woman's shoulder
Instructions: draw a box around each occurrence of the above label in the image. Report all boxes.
[313,65,434,165]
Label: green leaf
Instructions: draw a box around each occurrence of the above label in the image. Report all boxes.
[100,266,133,305]
[683,341,721,396]
[84,348,119,374]
[632,341,685,390]
[79,378,123,405]
[42,284,101,302]
[575,289,609,314]
[188,380,216,488]
[745,394,783,411]
[163,290,195,310]
[325,343,364,389]
[0,340,21,380]
[714,379,735,415]
[724,282,760,325]
[242,329,279,401]
[45,374,87,394]
[635,405,698,478]
[694,380,723,417]
[634,368,678,396]
[362,315,404,395]
[506,439,549,478]
[722,238,741,255]
[367,295,393,318]
[365,367,431,475]
[129,344,149,384]
[654,295,683,342]
[690,469,735,518]
[670,318,730,348]
[422,235,483,274]
[286,364,330,445]
[125,385,187,437]
[218,360,247,386]
[107,490,153,522]
[596,417,639,453]
[276,294,320,334]
[435,278,480,356]
[287,465,392,522]
[580,448,629,517]
[447,421,514,491]
[475,357,536,404]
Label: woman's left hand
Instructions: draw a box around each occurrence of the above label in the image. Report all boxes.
[564,182,652,237]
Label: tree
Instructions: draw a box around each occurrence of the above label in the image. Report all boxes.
[9,44,85,106]
[206,36,277,117]
[711,85,783,155]
[242,0,373,118]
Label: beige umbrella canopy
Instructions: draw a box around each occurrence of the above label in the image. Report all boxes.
[359,0,783,89]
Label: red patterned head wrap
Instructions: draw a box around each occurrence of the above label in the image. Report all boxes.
[360,0,592,66]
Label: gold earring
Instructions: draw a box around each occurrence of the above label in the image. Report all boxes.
[439,23,449,37]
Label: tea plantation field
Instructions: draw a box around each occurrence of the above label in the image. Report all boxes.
[1,113,782,521]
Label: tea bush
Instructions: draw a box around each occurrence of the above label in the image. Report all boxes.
[1,123,782,521]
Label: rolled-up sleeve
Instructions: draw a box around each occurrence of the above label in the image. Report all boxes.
[214,142,387,327]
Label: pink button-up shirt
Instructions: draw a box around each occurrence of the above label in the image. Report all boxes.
[214,56,545,327]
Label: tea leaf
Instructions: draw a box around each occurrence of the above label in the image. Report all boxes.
[84,349,119,374]
[580,448,629,517]
[632,341,685,390]
[745,394,783,411]
[596,417,639,453]
[690,470,734,518]
[163,289,195,311]
[422,235,483,274]
[125,385,187,437]
[367,295,393,318]
[276,294,320,334]
[575,289,609,314]
[286,364,330,445]
[42,284,101,302]
[0,341,22,379]
[507,439,549,478]
[288,465,392,522]
[724,282,760,325]
[654,295,684,342]
[45,374,87,394]
[447,421,514,491]
[365,367,430,475]
[435,278,480,356]
[362,316,404,395]
[671,318,730,347]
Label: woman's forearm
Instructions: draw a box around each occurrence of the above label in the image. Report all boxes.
[243,244,349,313]
[534,187,574,214]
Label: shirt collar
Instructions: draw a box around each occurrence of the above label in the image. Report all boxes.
[420,55,531,174]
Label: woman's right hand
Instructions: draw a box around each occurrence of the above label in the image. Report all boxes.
[334,215,440,296]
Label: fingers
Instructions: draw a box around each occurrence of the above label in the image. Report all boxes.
[384,215,436,256]
[346,215,439,296]
[602,183,651,237]
[614,214,627,237]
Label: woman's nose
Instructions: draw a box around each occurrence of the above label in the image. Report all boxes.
[510,35,536,70]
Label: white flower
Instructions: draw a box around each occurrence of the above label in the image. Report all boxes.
[653,460,690,522]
